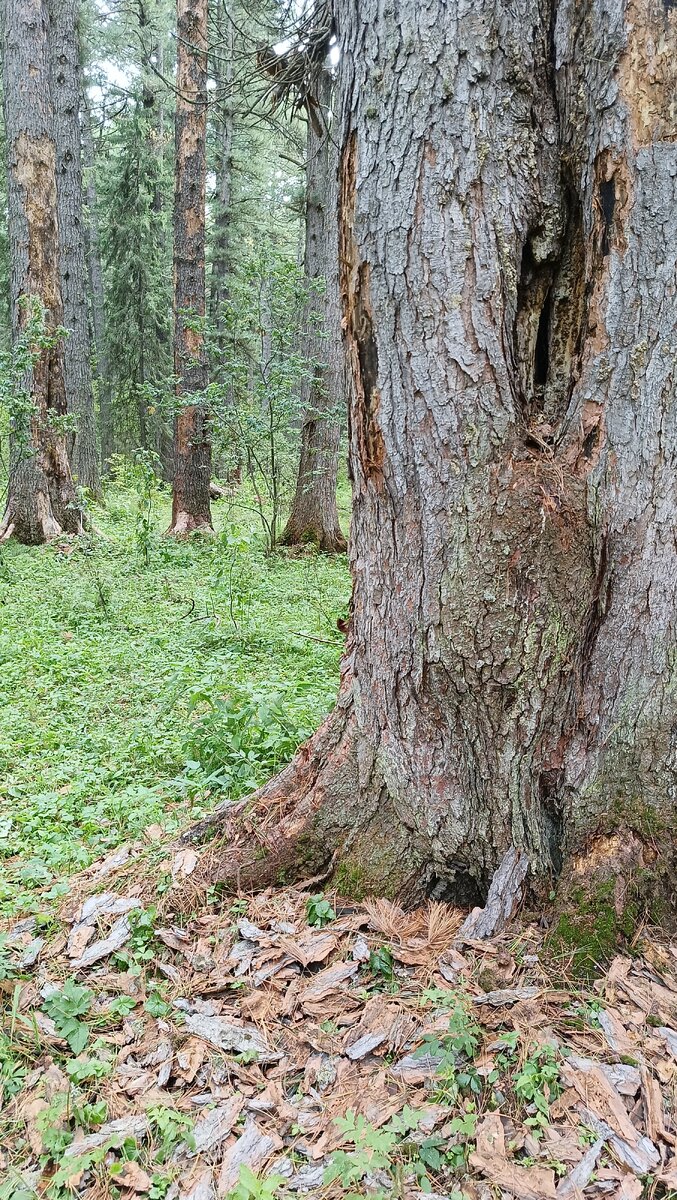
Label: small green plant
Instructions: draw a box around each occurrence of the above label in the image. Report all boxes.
[513,1043,562,1137]
[368,944,394,981]
[145,988,172,1018]
[323,1112,397,1189]
[0,934,18,981]
[306,892,336,928]
[0,1029,26,1104]
[43,978,94,1053]
[65,1056,113,1084]
[113,905,158,969]
[148,1106,196,1161]
[416,991,482,1104]
[226,1164,286,1200]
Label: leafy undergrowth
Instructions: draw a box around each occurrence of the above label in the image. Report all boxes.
[1,848,676,1200]
[0,474,350,917]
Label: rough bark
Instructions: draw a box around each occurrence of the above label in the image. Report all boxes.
[167,0,213,535]
[191,0,677,907]
[210,7,234,333]
[0,0,81,544]
[281,70,347,554]
[81,90,113,472]
[49,0,100,496]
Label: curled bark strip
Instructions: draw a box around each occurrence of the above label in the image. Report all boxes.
[457,848,528,941]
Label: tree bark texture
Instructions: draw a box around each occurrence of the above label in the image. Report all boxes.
[81,90,113,472]
[48,0,99,496]
[0,0,81,544]
[210,6,233,334]
[168,0,213,534]
[281,70,347,554]
[192,0,677,906]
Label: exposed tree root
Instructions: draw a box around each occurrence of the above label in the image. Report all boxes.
[165,510,214,537]
[279,517,347,555]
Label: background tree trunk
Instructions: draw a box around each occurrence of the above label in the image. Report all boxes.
[195,0,677,908]
[81,90,113,473]
[281,69,347,554]
[49,0,100,496]
[167,0,212,535]
[0,0,81,544]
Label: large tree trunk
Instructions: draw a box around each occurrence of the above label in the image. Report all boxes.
[0,0,81,544]
[193,0,677,907]
[167,0,213,535]
[281,70,347,554]
[48,0,100,497]
[81,90,113,473]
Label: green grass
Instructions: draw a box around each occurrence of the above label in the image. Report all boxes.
[0,480,351,916]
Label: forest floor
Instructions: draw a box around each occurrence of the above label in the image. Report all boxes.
[0,476,350,918]
[1,481,677,1200]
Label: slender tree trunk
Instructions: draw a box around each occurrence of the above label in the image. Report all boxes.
[281,70,346,553]
[192,0,677,909]
[210,6,233,334]
[48,0,99,496]
[167,0,212,534]
[0,0,81,544]
[81,91,113,471]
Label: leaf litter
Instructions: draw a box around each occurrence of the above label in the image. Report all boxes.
[0,844,676,1200]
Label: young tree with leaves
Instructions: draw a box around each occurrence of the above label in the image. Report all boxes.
[168,0,212,534]
[0,0,81,544]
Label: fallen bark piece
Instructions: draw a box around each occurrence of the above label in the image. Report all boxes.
[578,1108,659,1176]
[112,1162,153,1192]
[562,1061,642,1145]
[189,1098,243,1157]
[91,846,131,881]
[567,1055,640,1097]
[659,1026,677,1060]
[17,938,44,968]
[298,959,359,1005]
[640,1062,671,1144]
[610,1178,643,1199]
[180,1166,215,1200]
[183,1013,280,1063]
[473,986,540,1007]
[470,1112,557,1199]
[63,1114,150,1156]
[457,847,528,941]
[597,1007,638,1057]
[281,930,338,967]
[70,914,133,969]
[217,1118,283,1196]
[391,1050,444,1083]
[555,1138,604,1197]
[75,891,141,925]
[344,1031,387,1060]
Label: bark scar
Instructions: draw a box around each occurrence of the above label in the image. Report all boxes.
[339,131,386,481]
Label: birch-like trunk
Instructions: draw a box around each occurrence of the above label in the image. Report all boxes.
[194,0,677,907]
[281,70,346,554]
[48,0,99,496]
[167,0,213,534]
[0,0,81,544]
